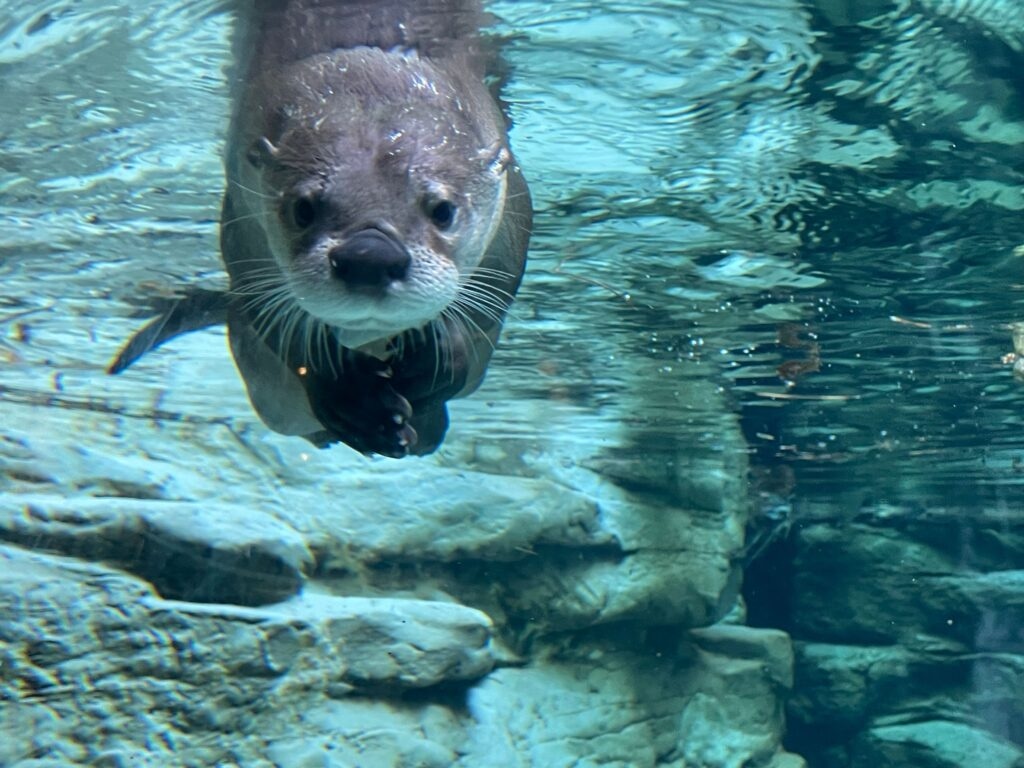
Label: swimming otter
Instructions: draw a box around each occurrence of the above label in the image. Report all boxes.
[110,0,531,458]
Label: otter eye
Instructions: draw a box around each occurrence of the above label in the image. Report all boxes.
[291,197,318,229]
[427,199,457,231]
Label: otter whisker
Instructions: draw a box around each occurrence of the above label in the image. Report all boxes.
[457,280,512,309]
[250,291,300,344]
[230,277,288,299]
[315,320,341,378]
[424,322,446,387]
[443,303,494,358]
[466,265,518,281]
[221,210,271,228]
[460,273,518,301]
[302,314,316,370]
[227,177,277,201]
[454,287,512,325]
[223,257,281,268]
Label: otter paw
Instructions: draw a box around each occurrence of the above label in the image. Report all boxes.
[303,363,419,458]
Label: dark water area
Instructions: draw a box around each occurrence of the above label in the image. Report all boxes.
[1,1,1023,766]
[722,7,1024,763]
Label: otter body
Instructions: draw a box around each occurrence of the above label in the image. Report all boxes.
[112,0,531,457]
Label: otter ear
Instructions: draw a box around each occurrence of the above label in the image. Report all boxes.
[478,141,511,175]
[246,136,279,169]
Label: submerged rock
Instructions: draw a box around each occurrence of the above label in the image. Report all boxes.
[770,504,1024,766]
[464,625,799,768]
[0,544,495,765]
[850,721,1024,768]
[0,496,312,605]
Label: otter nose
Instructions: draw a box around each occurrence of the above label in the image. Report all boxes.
[328,229,410,291]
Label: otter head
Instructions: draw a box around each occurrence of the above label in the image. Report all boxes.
[237,47,511,350]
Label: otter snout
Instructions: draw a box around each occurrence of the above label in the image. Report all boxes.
[328,229,411,293]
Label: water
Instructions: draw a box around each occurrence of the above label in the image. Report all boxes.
[2,1,1023,767]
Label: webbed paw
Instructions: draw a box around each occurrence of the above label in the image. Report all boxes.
[302,355,418,458]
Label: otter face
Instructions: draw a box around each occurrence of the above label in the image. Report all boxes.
[239,48,510,349]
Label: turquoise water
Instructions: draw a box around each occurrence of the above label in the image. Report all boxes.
[2,1,1024,767]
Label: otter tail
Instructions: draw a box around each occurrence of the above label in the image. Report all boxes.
[107,288,231,374]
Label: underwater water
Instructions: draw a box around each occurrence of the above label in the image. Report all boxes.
[2,0,1024,766]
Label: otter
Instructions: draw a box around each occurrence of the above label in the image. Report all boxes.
[110,0,531,458]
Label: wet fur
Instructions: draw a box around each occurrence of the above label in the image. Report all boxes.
[110,0,531,457]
